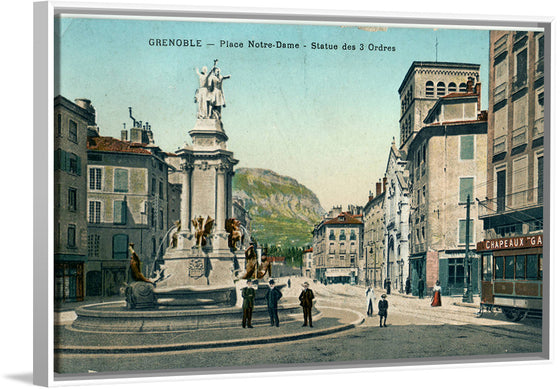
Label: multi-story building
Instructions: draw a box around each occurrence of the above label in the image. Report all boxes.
[477,31,544,291]
[383,142,410,293]
[85,122,174,298]
[398,61,481,154]
[54,96,96,303]
[303,248,313,278]
[362,180,385,287]
[313,209,363,284]
[407,78,487,296]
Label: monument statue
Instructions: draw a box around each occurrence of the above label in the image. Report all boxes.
[225,218,244,250]
[236,242,272,280]
[192,215,215,247]
[125,243,156,309]
[195,59,230,120]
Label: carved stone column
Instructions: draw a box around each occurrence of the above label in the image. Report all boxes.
[213,163,228,251]
[180,162,193,241]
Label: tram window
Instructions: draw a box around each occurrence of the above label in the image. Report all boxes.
[483,254,492,281]
[539,254,543,280]
[505,256,515,279]
[515,255,526,279]
[526,255,539,280]
[495,256,504,279]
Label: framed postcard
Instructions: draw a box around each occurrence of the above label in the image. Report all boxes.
[33,1,553,387]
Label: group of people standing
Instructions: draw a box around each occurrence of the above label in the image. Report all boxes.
[240,278,315,328]
[365,286,389,327]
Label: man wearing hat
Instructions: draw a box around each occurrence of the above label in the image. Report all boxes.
[378,294,389,327]
[299,281,315,327]
[241,279,256,328]
[264,279,282,327]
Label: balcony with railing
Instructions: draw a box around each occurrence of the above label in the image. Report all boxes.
[478,187,543,218]
[494,82,508,104]
[533,117,544,138]
[512,74,528,94]
[494,35,508,58]
[493,135,507,155]
[512,125,528,147]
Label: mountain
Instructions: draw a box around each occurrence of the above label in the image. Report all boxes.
[232,168,325,248]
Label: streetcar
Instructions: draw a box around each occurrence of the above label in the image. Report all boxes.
[476,234,543,321]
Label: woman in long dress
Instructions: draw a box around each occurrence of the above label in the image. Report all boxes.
[431,280,442,307]
[365,286,375,317]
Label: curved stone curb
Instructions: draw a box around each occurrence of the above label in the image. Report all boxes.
[55,306,364,355]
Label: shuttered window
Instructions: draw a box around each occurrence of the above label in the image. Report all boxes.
[459,177,474,203]
[114,169,129,192]
[113,200,127,225]
[460,135,474,160]
[112,234,129,259]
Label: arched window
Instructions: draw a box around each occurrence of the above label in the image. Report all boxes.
[437,82,446,96]
[448,82,457,93]
[459,83,468,92]
[425,81,434,96]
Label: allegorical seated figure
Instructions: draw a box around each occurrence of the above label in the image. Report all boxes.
[236,242,272,281]
[192,215,214,247]
[226,218,244,250]
[125,243,157,309]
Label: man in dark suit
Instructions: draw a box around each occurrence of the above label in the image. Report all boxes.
[241,279,256,328]
[265,279,282,327]
[299,281,315,327]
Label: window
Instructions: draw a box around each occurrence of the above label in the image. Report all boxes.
[504,256,515,279]
[425,81,434,97]
[68,153,79,175]
[112,234,129,259]
[516,49,527,84]
[437,82,446,96]
[422,185,426,202]
[159,210,164,230]
[69,120,78,143]
[87,234,100,257]
[89,168,102,191]
[57,114,62,136]
[495,256,504,279]
[537,35,544,59]
[88,201,101,224]
[448,82,457,93]
[151,177,156,196]
[67,187,77,211]
[113,200,127,225]
[526,254,539,280]
[152,237,157,256]
[459,177,474,203]
[448,258,465,285]
[67,224,77,248]
[482,254,492,281]
[458,219,474,244]
[159,181,164,199]
[339,242,346,253]
[515,255,526,279]
[459,83,467,93]
[460,135,474,160]
[151,206,156,227]
[329,242,335,253]
[339,230,346,240]
[114,168,129,193]
[349,230,356,240]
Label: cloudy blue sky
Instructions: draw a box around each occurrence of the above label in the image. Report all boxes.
[55,16,490,210]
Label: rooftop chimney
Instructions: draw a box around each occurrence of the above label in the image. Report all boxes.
[383,177,387,193]
[467,77,474,93]
[74,98,97,125]
[121,129,128,141]
[475,82,482,112]
[376,181,382,196]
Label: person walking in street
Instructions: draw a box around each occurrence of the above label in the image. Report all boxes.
[418,277,425,299]
[365,285,375,317]
[299,281,315,327]
[405,277,411,295]
[378,294,389,327]
[431,280,442,307]
[241,279,256,328]
[384,278,391,295]
[265,279,282,327]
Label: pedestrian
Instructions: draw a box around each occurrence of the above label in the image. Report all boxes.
[365,285,375,317]
[431,280,442,307]
[405,277,411,295]
[288,279,291,288]
[384,278,391,295]
[378,294,389,327]
[418,277,425,299]
[241,279,256,328]
[299,281,315,327]
[265,279,282,327]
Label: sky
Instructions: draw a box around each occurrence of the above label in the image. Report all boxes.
[55,15,490,211]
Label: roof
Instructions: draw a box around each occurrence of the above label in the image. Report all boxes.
[398,61,480,94]
[324,212,363,226]
[87,136,152,155]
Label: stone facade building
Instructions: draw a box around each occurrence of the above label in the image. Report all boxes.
[313,210,363,284]
[54,96,96,303]
[85,124,174,297]
[362,180,385,287]
[407,78,487,296]
[383,142,410,293]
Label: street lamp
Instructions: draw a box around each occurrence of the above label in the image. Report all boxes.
[367,247,373,286]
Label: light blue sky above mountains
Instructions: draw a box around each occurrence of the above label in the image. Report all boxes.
[55,16,489,210]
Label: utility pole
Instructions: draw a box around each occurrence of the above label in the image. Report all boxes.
[463,195,474,303]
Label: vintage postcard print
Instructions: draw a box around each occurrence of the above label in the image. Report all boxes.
[48,7,548,383]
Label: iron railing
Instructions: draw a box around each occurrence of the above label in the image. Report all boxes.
[478,187,543,218]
